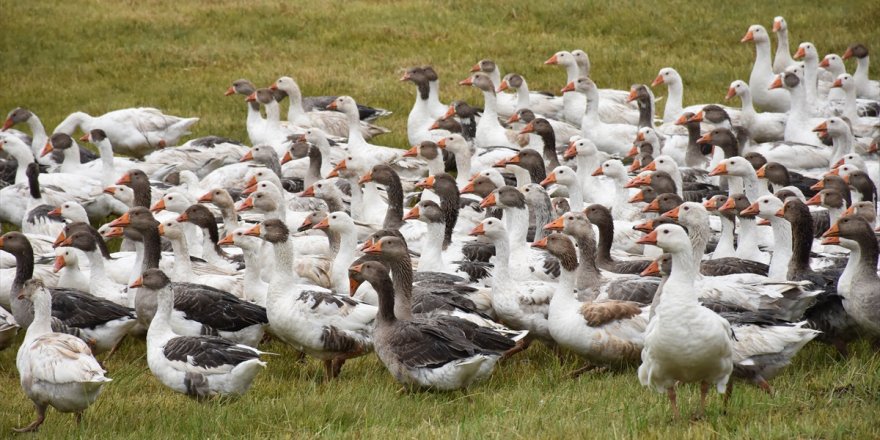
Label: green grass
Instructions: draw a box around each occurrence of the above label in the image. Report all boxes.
[2,0,880,438]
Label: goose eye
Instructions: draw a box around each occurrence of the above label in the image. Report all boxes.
[331,215,337,219]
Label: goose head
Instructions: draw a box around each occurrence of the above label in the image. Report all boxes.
[403,140,441,161]
[531,234,578,272]
[842,201,877,224]
[246,88,275,106]
[459,72,495,93]
[177,204,217,231]
[833,153,866,171]
[564,138,598,161]
[755,161,790,186]
[544,50,575,67]
[544,210,594,241]
[470,59,497,74]
[696,128,737,156]
[719,193,753,218]
[151,191,191,214]
[347,260,392,296]
[819,54,845,75]
[219,226,263,252]
[741,24,770,44]
[226,79,256,97]
[772,16,788,33]
[593,159,626,179]
[743,152,767,171]
[742,194,785,221]
[131,268,172,290]
[55,230,99,255]
[363,236,410,262]
[709,156,754,178]
[243,167,283,191]
[360,163,398,186]
[325,96,359,118]
[43,133,76,158]
[108,206,159,231]
[842,43,868,61]
[821,215,872,249]
[270,76,302,99]
[18,279,49,302]
[830,73,855,93]
[793,42,819,62]
[642,155,677,174]
[521,118,553,138]
[241,144,279,164]
[806,189,845,210]
[726,80,750,101]
[102,184,135,206]
[157,218,186,241]
[651,67,680,88]
[461,174,499,197]
[314,211,357,234]
[3,107,34,131]
[403,200,443,224]
[51,201,89,223]
[0,134,33,161]
[468,217,507,241]
[245,219,289,244]
[627,83,653,104]
[583,204,613,227]
[482,186,526,210]
[436,134,469,155]
[53,246,80,273]
[301,178,341,201]
[562,77,596,95]
[637,223,691,253]
[541,165,577,188]
[498,73,526,93]
[770,65,804,91]
[571,50,591,73]
[199,188,236,210]
[662,201,707,227]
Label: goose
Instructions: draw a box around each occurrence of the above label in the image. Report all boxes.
[53,247,90,291]
[719,194,770,264]
[218,228,268,306]
[156,219,242,294]
[544,50,639,125]
[178,204,241,273]
[272,75,388,140]
[3,107,57,164]
[636,224,734,419]
[756,161,819,198]
[843,43,880,100]
[564,77,637,157]
[773,66,830,148]
[792,42,827,111]
[107,208,268,346]
[509,108,581,152]
[414,173,464,250]
[13,279,111,432]
[591,159,642,221]
[821,216,880,336]
[53,108,198,159]
[459,72,517,148]
[198,188,245,236]
[359,164,425,251]
[772,17,796,74]
[703,195,738,260]
[224,79,266,145]
[245,88,297,154]
[246,220,375,380]
[533,234,648,371]
[468,59,526,118]
[403,200,469,277]
[18,162,68,239]
[497,73,564,119]
[841,171,877,205]
[651,67,736,124]
[469,218,555,343]
[132,269,268,398]
[311,211,361,295]
[56,231,130,306]
[583,204,652,274]
[741,24,791,112]
[419,66,450,119]
[327,154,387,225]
[436,134,480,186]
[519,118,562,169]
[496,149,546,187]
[402,67,447,145]
[521,183,554,243]
[439,100,479,142]
[348,261,501,390]
[325,96,403,169]
[403,140,446,185]
[541,165,583,211]
[283,137,325,188]
[562,138,613,204]
[725,80,786,142]
[806,189,848,227]
[830,74,880,137]
[1,231,137,354]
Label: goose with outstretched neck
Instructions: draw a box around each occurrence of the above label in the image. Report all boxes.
[822,216,880,337]
[674,112,712,169]
[402,67,441,146]
[583,204,652,274]
[498,149,547,187]
[806,189,848,227]
[416,173,460,250]
[843,43,880,100]
[108,207,267,347]
[519,118,560,170]
[245,219,375,380]
[178,204,241,271]
[564,77,637,157]
[348,261,503,391]
[724,80,786,143]
[533,234,648,373]
[459,72,515,148]
[777,198,860,356]
[0,231,136,354]
[116,169,157,209]
[741,24,790,112]
[360,164,425,250]
[756,161,818,198]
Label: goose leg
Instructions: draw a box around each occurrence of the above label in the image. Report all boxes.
[103,335,127,361]
[500,336,532,361]
[75,412,83,424]
[13,403,46,433]
[693,381,709,420]
[722,380,734,413]
[322,360,334,381]
[569,363,604,378]
[332,358,346,378]
[756,376,772,394]
[666,386,678,420]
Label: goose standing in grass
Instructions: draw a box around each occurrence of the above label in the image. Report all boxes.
[741,24,791,112]
[134,269,268,398]
[636,224,734,419]
[14,279,111,432]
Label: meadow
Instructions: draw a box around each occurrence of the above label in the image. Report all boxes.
[2,0,880,438]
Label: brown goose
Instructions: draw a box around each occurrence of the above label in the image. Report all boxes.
[583,204,652,274]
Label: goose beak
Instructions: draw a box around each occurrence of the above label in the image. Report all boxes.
[642,199,661,213]
[628,190,645,204]
[301,185,316,197]
[560,81,575,93]
[636,132,645,142]
[103,186,117,195]
[810,180,825,191]
[326,101,338,110]
[348,277,362,297]
[269,82,279,90]
[224,86,235,96]
[702,198,716,210]
[624,176,645,189]
[832,78,843,88]
[539,173,557,187]
[544,54,559,65]
[313,218,330,230]
[544,216,565,231]
[108,212,131,228]
[626,89,638,103]
[519,122,535,134]
[719,197,737,212]
[819,58,831,68]
[769,75,783,90]
[430,120,441,130]
[243,224,261,237]
[399,72,411,81]
[469,63,481,73]
[674,114,689,125]
[281,150,294,165]
[363,240,383,254]
[636,229,659,245]
[774,207,785,218]
[175,212,189,223]
[755,165,767,178]
[328,159,347,178]
[825,168,840,176]
[740,30,754,43]
[79,133,90,142]
[443,105,456,119]
[506,113,521,124]
[299,217,314,231]
[245,92,257,102]
[642,160,657,172]
[493,158,508,168]
[725,87,737,101]
[218,234,235,246]
[689,111,705,123]
[627,145,639,158]
[40,141,53,157]
[650,75,664,87]
[242,184,258,195]
[833,158,846,169]
[149,199,166,213]
[358,171,373,185]
[564,144,578,160]
[415,176,435,189]
[531,237,548,249]
[820,235,841,245]
[129,277,144,289]
[708,162,728,176]
[47,207,62,217]
[157,224,166,236]
[240,150,254,162]
[843,47,854,60]
[53,255,66,273]
[812,121,828,133]
[633,219,655,233]
[757,219,771,226]
[403,146,419,158]
[794,47,806,59]
[772,19,782,32]
[52,231,67,248]
[358,239,373,252]
[116,173,131,185]
[640,259,661,277]
[740,202,761,217]
[436,138,447,148]
[479,193,497,209]
[403,206,420,221]
[460,180,476,194]
[458,77,474,86]
[103,227,125,239]
[805,193,823,206]
[843,205,857,217]
[496,80,509,93]
[468,223,486,236]
[591,166,604,176]
[662,206,680,220]
[237,197,254,212]
[822,223,840,238]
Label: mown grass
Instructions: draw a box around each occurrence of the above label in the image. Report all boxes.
[2,0,880,438]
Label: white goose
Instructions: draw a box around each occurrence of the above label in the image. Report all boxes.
[651,67,737,124]
[459,72,517,148]
[218,228,268,306]
[544,50,639,125]
[725,80,786,142]
[565,77,637,157]
[742,24,791,112]
[772,17,796,74]
[14,279,111,432]
[497,72,564,119]
[52,247,89,291]
[843,43,880,100]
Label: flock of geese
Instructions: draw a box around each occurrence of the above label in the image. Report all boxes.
[2,16,880,430]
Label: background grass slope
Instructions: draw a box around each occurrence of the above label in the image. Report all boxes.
[2,0,880,438]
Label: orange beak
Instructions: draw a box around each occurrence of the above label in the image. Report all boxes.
[79,133,90,142]
[461,180,476,194]
[719,197,737,212]
[496,80,510,93]
[810,180,825,191]
[674,114,689,126]
[480,193,497,209]
[363,240,384,254]
[506,154,522,165]
[689,111,705,123]
[281,151,293,165]
[628,159,642,173]
[843,47,854,60]
[399,72,411,82]
[218,234,235,246]
[458,77,474,86]
[769,75,783,90]
[116,173,131,185]
[772,19,782,32]
[633,219,655,233]
[628,190,645,203]
[443,105,456,119]
[775,207,786,218]
[403,206,420,221]
[53,255,66,273]
[806,194,823,206]
[244,176,258,188]
[812,121,828,133]
[833,158,846,169]
[757,219,771,226]
[636,229,659,245]
[708,162,728,177]
[642,198,661,213]
[640,259,661,277]
[245,92,257,102]
[313,217,331,230]
[242,184,258,195]
[544,54,559,65]
[176,212,189,223]
[348,276,363,297]
[819,58,831,68]
[240,150,254,162]
[358,171,373,185]
[636,132,645,142]
[822,222,840,239]
[832,78,843,88]
[103,186,116,195]
[626,88,638,103]
[469,63,481,73]
[108,212,131,228]
[825,168,840,177]
[157,224,166,236]
[741,30,754,43]
[703,198,717,210]
[539,172,557,187]
[237,197,254,212]
[563,143,578,160]
[642,160,657,172]
[149,199,166,213]
[40,141,53,157]
[300,217,314,230]
[821,235,841,245]
[129,276,144,289]
[560,81,575,93]
[725,87,736,101]
[591,166,604,176]
[52,231,67,248]
[469,223,486,236]
[544,216,565,231]
[627,144,639,158]
[436,138,447,148]
[531,237,549,249]
[243,224,261,237]
[326,101,338,110]
[103,227,125,239]
[794,47,806,59]
[48,207,62,216]
[493,158,508,168]
[403,146,419,158]
[430,120,441,130]
[415,175,435,189]
[662,206,681,220]
[842,205,857,217]
[519,122,535,134]
[756,165,767,178]
[328,159,347,178]
[650,75,664,87]
[301,185,316,197]
[224,86,235,96]
[624,176,646,189]
[740,202,761,217]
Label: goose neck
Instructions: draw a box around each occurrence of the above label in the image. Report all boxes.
[168,234,193,279]
[787,213,814,277]
[768,217,792,280]
[373,275,398,324]
[418,222,446,272]
[383,176,405,230]
[574,233,603,291]
[386,257,415,320]
[667,247,700,294]
[663,80,684,123]
[27,290,53,339]
[26,116,48,159]
[503,206,530,245]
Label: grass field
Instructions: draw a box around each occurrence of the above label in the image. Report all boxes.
[2,0,880,438]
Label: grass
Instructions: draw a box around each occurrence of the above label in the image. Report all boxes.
[2,0,880,438]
